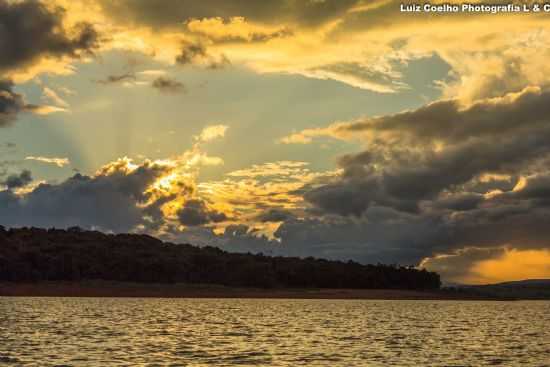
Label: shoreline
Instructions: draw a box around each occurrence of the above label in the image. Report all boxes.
[0,281,508,300]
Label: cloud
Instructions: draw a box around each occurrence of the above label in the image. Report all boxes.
[2,170,32,190]
[87,1,408,90]
[226,161,310,178]
[0,0,99,75]
[421,247,550,284]
[302,62,405,93]
[419,247,506,284]
[467,248,550,284]
[0,127,234,233]
[0,79,63,126]
[137,69,167,77]
[41,87,69,108]
[0,1,98,125]
[175,41,230,69]
[177,198,227,226]
[196,124,228,142]
[97,72,186,94]
[273,86,550,281]
[99,0,359,29]
[0,159,170,232]
[175,41,208,65]
[27,105,68,115]
[206,54,231,70]
[198,161,338,239]
[0,80,27,127]
[151,76,185,94]
[25,156,70,167]
[96,72,137,85]
[278,133,313,145]
[186,16,293,44]
[33,0,550,96]
[57,86,76,96]
[288,86,550,145]
[301,87,550,215]
[256,208,294,223]
[113,82,549,283]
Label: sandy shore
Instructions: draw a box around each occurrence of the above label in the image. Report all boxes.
[0,281,503,300]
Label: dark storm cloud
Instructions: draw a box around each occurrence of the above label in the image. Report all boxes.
[2,170,32,190]
[141,193,178,231]
[336,86,550,143]
[0,80,27,126]
[169,184,550,269]
[462,175,517,195]
[256,208,294,222]
[0,0,99,73]
[271,213,450,264]
[304,178,385,216]
[291,187,550,264]
[99,0,360,29]
[151,77,185,94]
[177,199,227,226]
[511,176,550,204]
[266,86,550,270]
[0,161,169,232]
[381,132,549,201]
[430,193,484,212]
[0,79,51,126]
[0,1,99,124]
[306,87,550,216]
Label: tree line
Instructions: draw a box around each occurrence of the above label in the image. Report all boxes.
[0,226,441,289]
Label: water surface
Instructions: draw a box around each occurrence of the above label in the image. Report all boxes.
[1,298,549,366]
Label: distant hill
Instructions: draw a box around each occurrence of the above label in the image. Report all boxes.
[491,279,550,287]
[0,226,441,290]
[446,279,550,300]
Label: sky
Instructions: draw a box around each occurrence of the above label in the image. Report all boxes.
[1,0,550,284]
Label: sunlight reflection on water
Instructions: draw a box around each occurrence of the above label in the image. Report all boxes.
[1,298,549,366]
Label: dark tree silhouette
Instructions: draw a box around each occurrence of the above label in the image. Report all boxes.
[0,226,441,289]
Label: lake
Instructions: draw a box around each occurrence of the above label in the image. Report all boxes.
[1,298,548,366]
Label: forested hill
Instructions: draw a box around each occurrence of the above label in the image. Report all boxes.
[0,227,441,290]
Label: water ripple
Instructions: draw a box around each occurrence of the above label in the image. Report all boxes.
[0,298,549,366]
